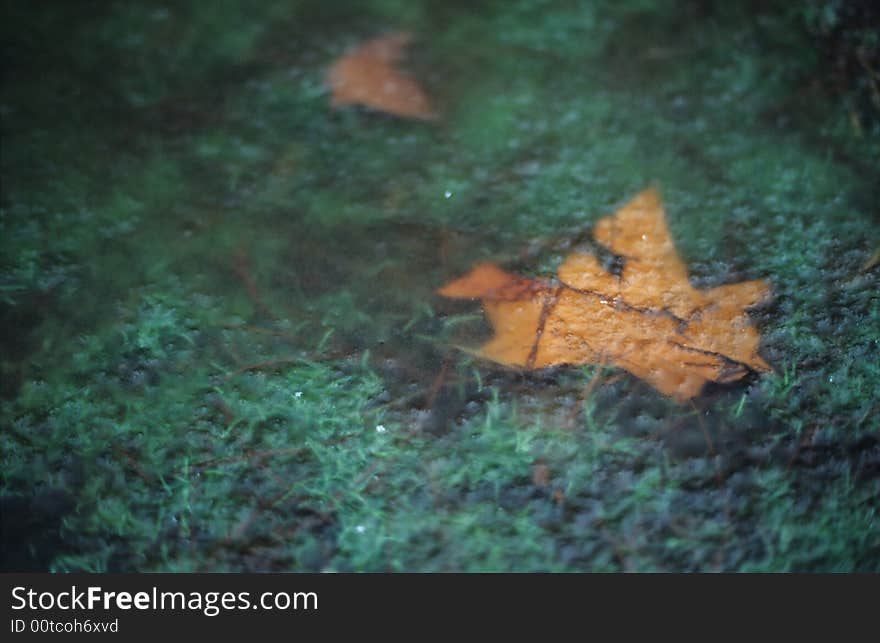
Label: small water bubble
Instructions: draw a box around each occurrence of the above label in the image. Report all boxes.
[355,525,366,534]
[444,190,453,199]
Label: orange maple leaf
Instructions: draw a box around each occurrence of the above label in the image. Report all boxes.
[439,188,773,402]
[326,32,437,120]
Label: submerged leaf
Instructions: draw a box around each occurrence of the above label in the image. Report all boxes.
[439,188,773,402]
[326,32,437,120]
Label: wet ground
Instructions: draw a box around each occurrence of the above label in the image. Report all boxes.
[2,1,878,571]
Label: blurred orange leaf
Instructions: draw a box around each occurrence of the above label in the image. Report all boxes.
[326,32,437,120]
[439,188,773,402]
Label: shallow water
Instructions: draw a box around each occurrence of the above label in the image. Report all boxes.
[2,1,878,571]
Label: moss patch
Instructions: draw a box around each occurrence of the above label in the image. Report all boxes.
[2,0,878,571]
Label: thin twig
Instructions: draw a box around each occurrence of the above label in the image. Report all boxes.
[425,358,451,409]
[193,447,307,472]
[220,323,300,341]
[224,357,310,379]
[566,358,607,428]
[113,445,155,484]
[232,248,275,319]
[690,401,725,489]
